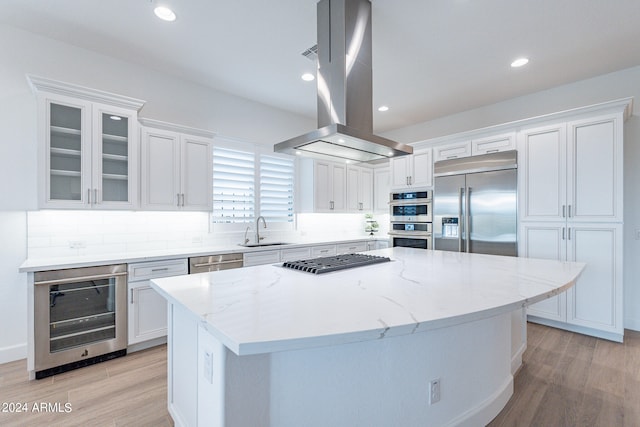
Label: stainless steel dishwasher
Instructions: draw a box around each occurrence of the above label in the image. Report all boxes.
[188,253,243,273]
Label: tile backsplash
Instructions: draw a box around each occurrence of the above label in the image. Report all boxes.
[27,210,389,258]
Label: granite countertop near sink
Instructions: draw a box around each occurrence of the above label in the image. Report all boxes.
[18,236,387,272]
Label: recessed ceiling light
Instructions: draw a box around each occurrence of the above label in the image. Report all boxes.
[109,115,122,121]
[154,6,176,22]
[378,105,389,112]
[301,73,315,82]
[511,57,529,68]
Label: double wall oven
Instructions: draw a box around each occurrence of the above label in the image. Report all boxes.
[389,189,433,249]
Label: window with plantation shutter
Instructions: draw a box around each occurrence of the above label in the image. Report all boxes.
[259,155,294,223]
[212,147,255,223]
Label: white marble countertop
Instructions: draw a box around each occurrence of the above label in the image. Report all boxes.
[150,247,585,356]
[18,236,386,272]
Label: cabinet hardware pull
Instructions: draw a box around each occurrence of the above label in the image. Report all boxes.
[151,268,170,272]
[177,193,181,207]
[35,271,128,286]
[130,288,134,304]
[446,155,457,159]
[94,189,98,204]
[181,193,185,207]
[486,149,500,153]
[330,201,334,210]
[87,188,92,204]
[562,227,565,240]
[562,205,566,218]
[409,176,412,185]
[568,227,571,240]
[568,205,572,218]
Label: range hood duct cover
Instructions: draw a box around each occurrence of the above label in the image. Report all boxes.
[274,0,412,163]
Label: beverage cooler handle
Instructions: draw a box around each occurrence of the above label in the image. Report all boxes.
[465,187,471,253]
[458,187,464,252]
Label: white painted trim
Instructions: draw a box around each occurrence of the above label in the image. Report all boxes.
[26,74,146,110]
[138,117,215,139]
[445,377,513,427]
[411,97,633,150]
[0,343,27,365]
[528,315,624,342]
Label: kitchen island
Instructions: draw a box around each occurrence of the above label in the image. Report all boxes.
[151,247,585,427]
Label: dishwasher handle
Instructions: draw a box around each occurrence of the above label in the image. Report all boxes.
[192,259,243,268]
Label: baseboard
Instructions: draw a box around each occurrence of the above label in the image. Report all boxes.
[624,317,640,332]
[528,316,624,342]
[511,342,526,375]
[127,336,167,354]
[0,342,27,364]
[444,376,513,427]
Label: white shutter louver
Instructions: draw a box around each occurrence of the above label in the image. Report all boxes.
[212,147,255,223]
[260,155,294,223]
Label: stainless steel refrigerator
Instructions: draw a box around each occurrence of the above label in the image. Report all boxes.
[433,150,517,256]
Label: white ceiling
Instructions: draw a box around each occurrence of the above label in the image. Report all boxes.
[3,0,640,132]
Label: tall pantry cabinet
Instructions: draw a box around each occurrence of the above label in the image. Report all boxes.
[518,100,630,342]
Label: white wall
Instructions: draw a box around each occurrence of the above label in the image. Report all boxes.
[0,24,315,362]
[382,66,640,331]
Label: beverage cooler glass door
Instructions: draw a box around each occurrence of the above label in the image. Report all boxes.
[34,265,127,376]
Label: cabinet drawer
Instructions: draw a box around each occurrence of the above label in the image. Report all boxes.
[433,141,472,162]
[471,133,515,155]
[243,250,281,267]
[281,247,312,262]
[128,259,188,282]
[311,245,337,258]
[336,242,367,254]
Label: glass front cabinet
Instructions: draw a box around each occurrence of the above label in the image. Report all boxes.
[30,76,145,209]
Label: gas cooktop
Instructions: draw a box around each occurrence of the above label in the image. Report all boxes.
[282,253,391,274]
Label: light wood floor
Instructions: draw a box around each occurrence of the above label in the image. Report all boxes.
[1,324,638,426]
[0,345,172,427]
[489,322,640,426]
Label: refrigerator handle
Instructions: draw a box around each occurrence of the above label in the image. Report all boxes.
[465,187,471,253]
[458,187,464,252]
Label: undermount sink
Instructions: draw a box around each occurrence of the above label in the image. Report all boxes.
[239,242,291,248]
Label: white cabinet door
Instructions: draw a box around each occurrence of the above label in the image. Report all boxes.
[390,156,411,189]
[313,161,332,212]
[336,241,367,254]
[311,244,337,258]
[331,163,347,212]
[567,115,623,222]
[373,167,390,213]
[411,148,432,188]
[518,123,567,222]
[140,127,181,210]
[471,132,516,155]
[128,281,168,344]
[566,224,622,335]
[390,148,432,190]
[520,222,567,321]
[281,247,312,262]
[181,135,213,211]
[243,250,281,267]
[140,125,213,211]
[347,166,374,212]
[433,141,471,162]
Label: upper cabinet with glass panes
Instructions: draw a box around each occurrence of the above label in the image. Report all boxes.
[28,75,145,209]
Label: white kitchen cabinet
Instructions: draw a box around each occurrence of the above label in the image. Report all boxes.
[518,113,623,223]
[140,119,214,211]
[522,222,623,341]
[243,250,281,267]
[127,259,188,346]
[336,241,367,254]
[297,158,347,213]
[390,148,432,190]
[376,239,390,249]
[281,246,312,262]
[311,244,337,258]
[471,132,516,155]
[30,76,144,209]
[433,140,471,162]
[347,166,373,212]
[373,167,390,213]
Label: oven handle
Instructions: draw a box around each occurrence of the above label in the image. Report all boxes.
[458,187,464,252]
[34,271,128,286]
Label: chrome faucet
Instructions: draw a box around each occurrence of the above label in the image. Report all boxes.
[244,226,252,245]
[256,216,267,243]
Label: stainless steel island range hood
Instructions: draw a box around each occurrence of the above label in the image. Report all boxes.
[274,0,413,163]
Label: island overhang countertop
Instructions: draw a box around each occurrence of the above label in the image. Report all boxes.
[150,247,585,356]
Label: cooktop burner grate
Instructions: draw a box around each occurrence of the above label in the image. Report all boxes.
[282,253,391,274]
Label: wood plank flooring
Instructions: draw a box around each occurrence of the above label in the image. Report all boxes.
[489,323,640,427]
[0,324,638,426]
[0,345,172,427]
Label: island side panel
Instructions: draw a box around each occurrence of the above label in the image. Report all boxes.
[210,312,513,427]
